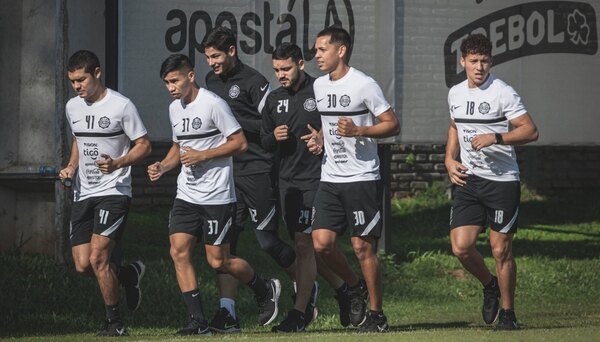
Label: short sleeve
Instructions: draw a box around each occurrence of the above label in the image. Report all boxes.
[121,101,148,141]
[361,79,391,117]
[212,98,242,138]
[501,85,527,120]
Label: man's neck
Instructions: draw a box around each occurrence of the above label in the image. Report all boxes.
[182,85,200,106]
[291,72,306,93]
[85,86,107,104]
[329,64,350,81]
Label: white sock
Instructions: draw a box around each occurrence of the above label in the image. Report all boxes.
[220,298,236,319]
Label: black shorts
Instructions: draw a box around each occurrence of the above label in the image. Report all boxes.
[70,195,131,246]
[169,198,235,246]
[234,173,278,232]
[279,179,318,236]
[450,175,520,234]
[312,180,382,237]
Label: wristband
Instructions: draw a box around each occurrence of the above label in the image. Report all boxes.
[495,133,504,145]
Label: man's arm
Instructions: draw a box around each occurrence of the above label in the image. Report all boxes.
[337,108,400,138]
[444,120,468,186]
[59,138,79,181]
[96,135,152,174]
[179,130,248,167]
[470,113,539,151]
[240,76,271,134]
[260,100,281,152]
[148,142,181,182]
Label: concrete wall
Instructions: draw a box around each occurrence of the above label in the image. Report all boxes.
[0,0,58,254]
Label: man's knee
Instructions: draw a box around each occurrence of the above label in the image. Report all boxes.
[256,230,296,268]
[89,250,110,270]
[491,244,512,263]
[351,238,375,262]
[207,254,227,272]
[451,243,472,260]
[170,244,194,265]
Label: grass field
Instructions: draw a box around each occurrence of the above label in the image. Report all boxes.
[2,183,600,341]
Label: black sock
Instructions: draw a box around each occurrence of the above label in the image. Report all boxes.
[484,276,498,289]
[369,309,384,317]
[182,289,204,320]
[349,278,365,290]
[247,273,268,300]
[290,308,305,320]
[105,303,120,322]
[335,282,349,295]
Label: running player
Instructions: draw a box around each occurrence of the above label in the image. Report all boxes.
[302,26,400,333]
[59,50,152,336]
[445,33,539,330]
[147,54,281,336]
[261,43,349,332]
[201,26,295,332]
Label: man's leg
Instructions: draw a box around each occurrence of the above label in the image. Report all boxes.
[169,232,212,336]
[292,232,316,313]
[72,243,94,277]
[312,229,360,287]
[90,233,131,337]
[450,226,494,285]
[89,234,118,305]
[489,231,516,310]
[451,225,500,325]
[351,236,381,311]
[206,244,281,326]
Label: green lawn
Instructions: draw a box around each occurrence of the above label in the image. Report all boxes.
[2,184,600,341]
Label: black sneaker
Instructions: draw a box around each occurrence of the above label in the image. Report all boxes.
[334,290,351,327]
[123,260,145,311]
[272,310,305,332]
[496,309,520,330]
[359,311,388,333]
[177,316,212,336]
[256,278,281,326]
[348,279,368,326]
[482,276,500,324]
[97,319,128,337]
[209,308,241,333]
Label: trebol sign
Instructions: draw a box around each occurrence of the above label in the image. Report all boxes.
[444,1,598,87]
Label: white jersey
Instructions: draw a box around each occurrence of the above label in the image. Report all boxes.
[170,88,241,205]
[448,74,527,181]
[313,67,391,183]
[66,89,147,201]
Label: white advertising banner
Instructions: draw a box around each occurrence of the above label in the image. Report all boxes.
[400,0,599,144]
[118,1,395,141]
[119,1,599,145]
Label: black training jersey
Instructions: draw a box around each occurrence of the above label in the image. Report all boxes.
[205,62,273,176]
[261,75,322,188]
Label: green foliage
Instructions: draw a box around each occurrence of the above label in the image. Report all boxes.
[2,189,600,340]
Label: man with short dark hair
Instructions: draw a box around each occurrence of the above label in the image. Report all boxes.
[147,53,281,336]
[261,43,349,332]
[445,33,539,330]
[59,50,152,336]
[201,26,295,332]
[302,26,400,333]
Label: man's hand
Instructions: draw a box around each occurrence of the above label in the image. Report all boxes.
[445,159,468,186]
[96,154,119,174]
[300,124,323,155]
[273,125,289,141]
[471,133,496,151]
[338,116,362,137]
[179,147,206,167]
[147,161,164,182]
[59,165,76,181]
